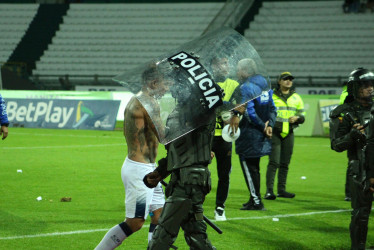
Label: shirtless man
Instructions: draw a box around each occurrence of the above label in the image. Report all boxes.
[95,64,168,250]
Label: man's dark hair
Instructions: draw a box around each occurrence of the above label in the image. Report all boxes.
[142,63,162,85]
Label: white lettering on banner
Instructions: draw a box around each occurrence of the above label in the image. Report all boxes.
[169,51,222,109]
[26,103,35,122]
[16,106,27,121]
[6,100,74,127]
[61,107,73,127]
[34,102,48,121]
[46,101,53,122]
[51,107,61,123]
[6,101,17,120]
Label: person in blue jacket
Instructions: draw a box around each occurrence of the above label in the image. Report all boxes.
[235,73,276,210]
[0,94,9,140]
[236,58,263,101]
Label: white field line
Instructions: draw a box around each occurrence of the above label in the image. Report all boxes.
[2,143,126,150]
[1,143,324,150]
[11,132,124,140]
[225,209,351,221]
[0,229,110,240]
[297,144,330,148]
[0,209,351,240]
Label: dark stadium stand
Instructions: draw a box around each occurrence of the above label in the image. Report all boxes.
[0,0,373,90]
[246,1,374,86]
[9,4,69,75]
[33,3,224,78]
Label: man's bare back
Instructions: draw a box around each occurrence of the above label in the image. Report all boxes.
[124,96,159,164]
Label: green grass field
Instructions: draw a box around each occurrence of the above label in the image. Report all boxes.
[1,127,373,249]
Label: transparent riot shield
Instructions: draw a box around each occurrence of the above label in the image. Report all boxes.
[113,27,270,144]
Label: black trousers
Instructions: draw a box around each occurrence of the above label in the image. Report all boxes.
[266,132,294,193]
[346,160,352,198]
[239,156,262,205]
[211,136,232,208]
[149,167,214,250]
[350,178,373,250]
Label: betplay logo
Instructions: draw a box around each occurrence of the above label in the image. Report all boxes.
[6,100,74,128]
[73,101,93,128]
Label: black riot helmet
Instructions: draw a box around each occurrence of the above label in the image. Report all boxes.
[347,67,374,101]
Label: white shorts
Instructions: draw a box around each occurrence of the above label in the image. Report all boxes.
[121,157,165,219]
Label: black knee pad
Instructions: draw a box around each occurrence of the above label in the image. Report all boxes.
[149,225,177,250]
[158,198,192,236]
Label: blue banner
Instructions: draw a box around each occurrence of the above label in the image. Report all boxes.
[5,98,120,130]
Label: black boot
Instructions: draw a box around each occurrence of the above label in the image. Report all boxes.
[277,191,295,198]
[242,199,252,207]
[264,189,276,200]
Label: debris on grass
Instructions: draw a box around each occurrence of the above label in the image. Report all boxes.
[60,197,72,202]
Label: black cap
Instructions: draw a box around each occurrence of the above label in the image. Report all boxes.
[278,72,294,81]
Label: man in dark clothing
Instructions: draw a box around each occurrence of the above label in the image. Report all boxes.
[143,76,239,249]
[330,83,355,201]
[235,72,277,210]
[146,115,219,250]
[331,68,374,250]
[210,56,240,221]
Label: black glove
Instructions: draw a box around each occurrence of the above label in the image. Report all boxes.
[143,170,162,188]
[155,157,169,179]
[349,128,366,142]
[158,158,167,168]
[362,179,371,192]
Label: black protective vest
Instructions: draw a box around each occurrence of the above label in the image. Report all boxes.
[167,119,215,171]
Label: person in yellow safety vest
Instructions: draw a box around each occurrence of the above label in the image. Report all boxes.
[340,83,349,105]
[264,72,306,200]
[209,56,241,221]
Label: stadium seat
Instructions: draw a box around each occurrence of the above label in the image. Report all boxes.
[32,2,224,77]
[0,4,38,63]
[245,0,374,80]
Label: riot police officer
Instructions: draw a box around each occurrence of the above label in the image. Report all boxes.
[330,82,355,201]
[330,68,374,250]
[145,106,221,249]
